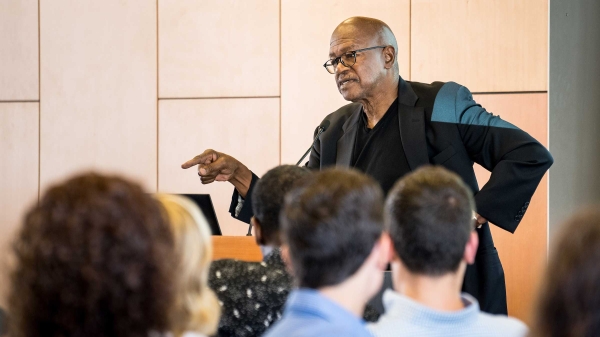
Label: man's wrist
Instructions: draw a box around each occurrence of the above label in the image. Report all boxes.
[230,164,252,198]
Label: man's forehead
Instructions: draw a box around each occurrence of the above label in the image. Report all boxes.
[328,36,370,57]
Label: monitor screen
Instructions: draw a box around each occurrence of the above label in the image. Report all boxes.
[180,194,222,235]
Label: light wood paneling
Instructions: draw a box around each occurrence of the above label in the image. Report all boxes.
[280,1,410,164]
[0,0,39,100]
[158,98,280,236]
[472,93,548,323]
[212,236,262,262]
[39,1,157,192]
[0,103,39,306]
[411,0,548,92]
[158,0,279,98]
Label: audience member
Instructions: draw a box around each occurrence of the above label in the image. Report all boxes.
[155,194,220,337]
[369,166,527,337]
[208,165,309,337]
[264,168,391,337]
[8,173,175,337]
[529,207,600,337]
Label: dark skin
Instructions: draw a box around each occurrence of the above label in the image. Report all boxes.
[180,17,487,224]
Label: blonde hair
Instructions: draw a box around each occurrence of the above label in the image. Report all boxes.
[155,194,220,337]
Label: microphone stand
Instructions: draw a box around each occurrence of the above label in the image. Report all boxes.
[296,127,326,166]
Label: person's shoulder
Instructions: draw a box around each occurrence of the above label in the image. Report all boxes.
[408,79,447,94]
[265,320,371,337]
[477,312,529,337]
[407,80,466,111]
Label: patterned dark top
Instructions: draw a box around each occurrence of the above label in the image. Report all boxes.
[209,249,292,337]
[209,249,381,337]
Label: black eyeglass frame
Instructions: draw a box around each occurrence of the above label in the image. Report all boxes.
[323,45,387,74]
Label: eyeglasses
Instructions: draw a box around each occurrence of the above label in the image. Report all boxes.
[323,46,387,74]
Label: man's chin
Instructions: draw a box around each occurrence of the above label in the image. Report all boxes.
[339,89,359,102]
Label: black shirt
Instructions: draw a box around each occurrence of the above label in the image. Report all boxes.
[352,98,411,195]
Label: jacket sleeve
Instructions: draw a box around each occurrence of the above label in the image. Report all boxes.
[453,85,553,233]
[228,172,260,224]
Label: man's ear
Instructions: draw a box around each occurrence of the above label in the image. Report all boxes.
[464,231,479,265]
[383,45,396,69]
[281,244,294,276]
[377,232,394,270]
[251,217,265,246]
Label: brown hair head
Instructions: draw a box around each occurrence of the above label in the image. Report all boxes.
[9,173,175,337]
[530,206,600,337]
[385,166,475,275]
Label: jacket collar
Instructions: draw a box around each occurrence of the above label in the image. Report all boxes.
[336,77,429,169]
[397,77,430,170]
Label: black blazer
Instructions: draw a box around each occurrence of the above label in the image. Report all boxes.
[231,77,553,314]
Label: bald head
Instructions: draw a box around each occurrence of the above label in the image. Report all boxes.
[331,17,399,74]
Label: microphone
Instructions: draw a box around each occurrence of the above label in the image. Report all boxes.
[296,119,330,166]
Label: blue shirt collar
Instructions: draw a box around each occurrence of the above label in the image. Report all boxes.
[285,288,367,328]
[382,289,480,325]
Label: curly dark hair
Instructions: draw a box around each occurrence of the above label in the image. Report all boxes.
[529,207,600,337]
[8,173,175,337]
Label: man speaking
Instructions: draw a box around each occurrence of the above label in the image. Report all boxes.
[181,17,553,315]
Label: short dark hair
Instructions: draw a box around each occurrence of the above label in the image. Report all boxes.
[530,207,600,337]
[251,165,311,244]
[385,166,474,275]
[9,173,175,337]
[281,168,384,288]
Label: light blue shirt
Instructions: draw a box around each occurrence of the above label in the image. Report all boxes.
[368,290,528,337]
[263,288,373,337]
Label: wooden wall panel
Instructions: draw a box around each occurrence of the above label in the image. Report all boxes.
[472,93,548,323]
[158,98,279,236]
[280,1,410,164]
[411,0,548,92]
[0,0,39,100]
[39,1,157,192]
[158,0,279,98]
[0,103,39,306]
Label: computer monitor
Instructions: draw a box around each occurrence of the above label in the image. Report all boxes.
[180,194,222,235]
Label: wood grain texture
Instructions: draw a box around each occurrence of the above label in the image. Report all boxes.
[473,93,548,324]
[212,236,263,262]
[280,0,410,164]
[158,98,280,236]
[411,0,548,92]
[0,103,39,306]
[0,0,39,100]
[39,0,157,192]
[158,0,279,98]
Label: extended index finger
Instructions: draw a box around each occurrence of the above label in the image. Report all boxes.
[181,149,218,169]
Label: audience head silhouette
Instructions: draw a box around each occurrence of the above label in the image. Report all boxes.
[281,168,389,290]
[251,165,311,246]
[9,173,175,337]
[155,194,220,337]
[265,168,390,337]
[530,207,600,337]
[385,165,476,276]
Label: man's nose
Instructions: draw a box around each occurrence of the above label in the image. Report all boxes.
[334,61,349,75]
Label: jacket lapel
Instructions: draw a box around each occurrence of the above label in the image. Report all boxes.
[335,105,362,167]
[398,78,430,170]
